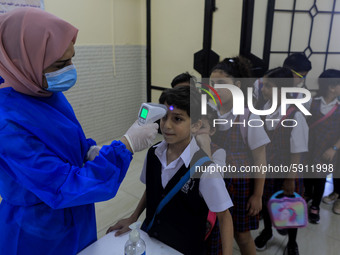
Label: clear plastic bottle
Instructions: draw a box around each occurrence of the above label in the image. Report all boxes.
[124,222,146,255]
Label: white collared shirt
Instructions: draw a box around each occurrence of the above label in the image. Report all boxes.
[305,96,339,115]
[140,138,233,212]
[263,101,309,153]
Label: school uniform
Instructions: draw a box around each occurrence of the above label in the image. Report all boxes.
[206,108,270,255]
[307,97,340,166]
[262,102,309,203]
[210,143,227,171]
[212,109,270,231]
[140,138,233,255]
[304,97,340,208]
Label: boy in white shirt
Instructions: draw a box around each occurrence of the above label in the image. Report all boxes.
[107,86,233,255]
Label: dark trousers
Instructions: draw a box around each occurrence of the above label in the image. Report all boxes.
[304,178,327,209]
[334,155,340,194]
[333,178,340,194]
[333,156,340,194]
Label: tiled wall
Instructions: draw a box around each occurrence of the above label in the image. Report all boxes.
[64,45,147,145]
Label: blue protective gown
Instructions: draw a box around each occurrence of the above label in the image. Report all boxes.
[0,88,133,254]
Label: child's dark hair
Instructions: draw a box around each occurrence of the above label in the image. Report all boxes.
[283,53,312,72]
[171,72,196,88]
[210,56,253,97]
[317,69,340,97]
[211,56,253,78]
[265,67,294,89]
[159,85,201,123]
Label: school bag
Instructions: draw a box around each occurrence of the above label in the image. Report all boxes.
[268,190,308,229]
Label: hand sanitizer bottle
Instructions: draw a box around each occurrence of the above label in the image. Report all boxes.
[124,222,146,255]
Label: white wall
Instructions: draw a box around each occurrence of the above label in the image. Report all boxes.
[45,0,146,45]
[44,0,147,144]
[151,0,243,102]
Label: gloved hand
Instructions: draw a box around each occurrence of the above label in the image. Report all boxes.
[124,120,159,153]
[87,145,102,161]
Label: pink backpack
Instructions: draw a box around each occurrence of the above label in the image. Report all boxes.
[205,210,217,240]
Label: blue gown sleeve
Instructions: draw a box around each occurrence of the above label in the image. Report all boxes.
[86,138,97,148]
[0,128,132,209]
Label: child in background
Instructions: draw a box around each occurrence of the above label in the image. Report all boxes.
[253,53,312,109]
[304,69,340,224]
[107,86,234,255]
[208,56,270,255]
[326,94,340,213]
[322,97,340,213]
[283,52,312,88]
[171,72,195,88]
[255,67,308,255]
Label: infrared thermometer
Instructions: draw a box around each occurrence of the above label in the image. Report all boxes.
[138,103,167,125]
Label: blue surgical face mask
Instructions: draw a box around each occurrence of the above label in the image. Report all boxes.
[45,64,77,92]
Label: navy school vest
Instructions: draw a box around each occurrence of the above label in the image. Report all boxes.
[143,145,213,255]
[308,99,340,166]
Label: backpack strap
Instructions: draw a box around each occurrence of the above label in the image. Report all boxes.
[279,106,297,123]
[309,103,339,129]
[145,156,211,232]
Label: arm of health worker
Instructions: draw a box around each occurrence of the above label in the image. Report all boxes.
[0,130,133,209]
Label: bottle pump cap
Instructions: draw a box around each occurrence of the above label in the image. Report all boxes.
[129,221,142,243]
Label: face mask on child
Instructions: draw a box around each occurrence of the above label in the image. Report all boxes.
[45,64,77,92]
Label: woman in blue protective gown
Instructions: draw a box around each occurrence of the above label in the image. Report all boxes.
[0,7,158,255]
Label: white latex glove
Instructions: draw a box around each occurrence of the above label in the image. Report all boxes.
[87,145,102,161]
[124,120,159,153]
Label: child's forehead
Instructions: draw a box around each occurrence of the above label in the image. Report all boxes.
[210,72,234,85]
[210,71,232,79]
[164,102,189,116]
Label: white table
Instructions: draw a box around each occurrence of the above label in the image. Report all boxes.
[78,230,183,255]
